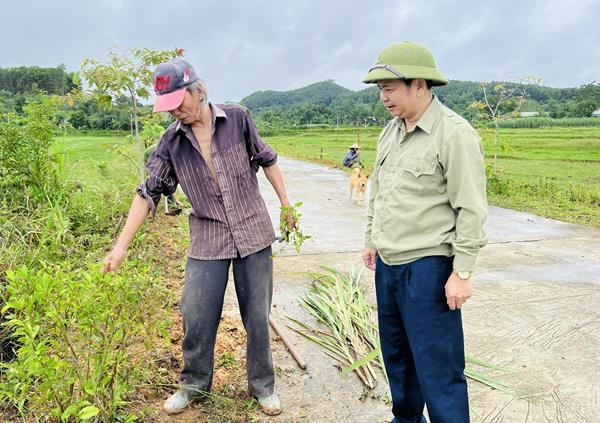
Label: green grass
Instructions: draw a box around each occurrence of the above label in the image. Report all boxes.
[490,158,600,185]
[497,117,600,128]
[61,134,131,161]
[265,127,380,173]
[482,127,600,161]
[265,126,600,227]
[481,127,600,226]
[58,133,139,185]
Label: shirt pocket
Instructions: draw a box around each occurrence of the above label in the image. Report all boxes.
[398,157,442,194]
[403,157,437,177]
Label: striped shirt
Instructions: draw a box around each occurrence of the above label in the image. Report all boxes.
[137,103,277,260]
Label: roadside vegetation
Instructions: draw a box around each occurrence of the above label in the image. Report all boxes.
[0,102,179,421]
[0,121,261,420]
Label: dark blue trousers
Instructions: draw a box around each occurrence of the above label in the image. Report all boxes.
[375,255,469,423]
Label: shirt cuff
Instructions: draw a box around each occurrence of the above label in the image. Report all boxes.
[452,253,478,273]
[136,182,158,215]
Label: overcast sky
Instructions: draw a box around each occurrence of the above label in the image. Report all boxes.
[3,0,599,103]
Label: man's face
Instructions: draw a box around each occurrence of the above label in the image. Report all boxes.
[168,88,203,124]
[376,79,416,118]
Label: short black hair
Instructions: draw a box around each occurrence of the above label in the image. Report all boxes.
[401,79,433,89]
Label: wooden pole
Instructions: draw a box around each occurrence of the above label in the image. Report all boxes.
[269,314,307,370]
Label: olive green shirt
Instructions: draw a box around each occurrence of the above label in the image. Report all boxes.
[365,96,487,272]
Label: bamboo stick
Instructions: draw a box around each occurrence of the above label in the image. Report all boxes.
[269,314,307,370]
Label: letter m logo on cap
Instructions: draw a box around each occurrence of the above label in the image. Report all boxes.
[152,58,199,112]
[154,75,171,93]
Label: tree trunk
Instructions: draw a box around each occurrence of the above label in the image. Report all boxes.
[131,95,144,184]
[493,121,499,169]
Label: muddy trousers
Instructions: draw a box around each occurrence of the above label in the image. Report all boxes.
[179,246,274,399]
[375,255,469,423]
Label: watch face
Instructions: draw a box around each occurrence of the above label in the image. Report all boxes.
[458,271,471,279]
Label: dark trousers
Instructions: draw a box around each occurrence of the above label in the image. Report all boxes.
[375,255,469,423]
[179,246,274,398]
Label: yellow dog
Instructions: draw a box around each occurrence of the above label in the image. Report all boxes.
[348,167,368,205]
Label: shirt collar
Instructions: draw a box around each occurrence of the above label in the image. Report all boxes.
[211,103,227,121]
[392,95,441,135]
[412,95,441,134]
[175,102,228,132]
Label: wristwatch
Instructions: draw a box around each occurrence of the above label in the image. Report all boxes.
[454,270,472,280]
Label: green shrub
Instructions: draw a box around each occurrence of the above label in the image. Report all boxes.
[0,97,64,207]
[568,183,600,205]
[527,177,560,198]
[485,163,512,195]
[0,265,170,422]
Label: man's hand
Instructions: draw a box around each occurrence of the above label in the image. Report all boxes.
[101,246,126,274]
[362,248,377,271]
[445,273,473,310]
[279,204,297,235]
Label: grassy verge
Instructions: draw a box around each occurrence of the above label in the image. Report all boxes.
[481,127,600,226]
[1,128,168,421]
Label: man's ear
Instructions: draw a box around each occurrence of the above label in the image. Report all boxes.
[416,79,426,89]
[415,79,431,95]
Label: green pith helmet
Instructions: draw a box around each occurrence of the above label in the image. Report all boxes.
[362,41,448,86]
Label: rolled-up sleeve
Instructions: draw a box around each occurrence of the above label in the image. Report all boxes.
[242,109,277,170]
[136,138,178,215]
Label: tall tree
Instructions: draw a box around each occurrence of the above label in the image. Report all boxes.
[80,47,183,183]
[569,81,600,117]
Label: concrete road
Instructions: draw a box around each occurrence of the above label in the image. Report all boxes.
[249,156,600,422]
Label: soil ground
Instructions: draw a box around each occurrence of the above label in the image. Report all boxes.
[147,157,600,423]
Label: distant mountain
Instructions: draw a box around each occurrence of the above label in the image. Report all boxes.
[241,78,578,118]
[241,79,378,113]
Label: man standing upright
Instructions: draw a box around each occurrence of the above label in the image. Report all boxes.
[102,58,292,416]
[361,42,488,422]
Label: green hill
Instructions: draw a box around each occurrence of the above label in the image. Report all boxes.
[240,79,589,127]
[241,79,358,111]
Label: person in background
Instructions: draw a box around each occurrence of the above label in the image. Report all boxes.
[361,41,488,423]
[342,142,361,167]
[102,58,295,416]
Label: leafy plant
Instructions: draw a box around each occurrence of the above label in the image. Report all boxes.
[0,265,170,421]
[287,266,384,389]
[485,162,512,196]
[0,96,64,207]
[277,201,311,253]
